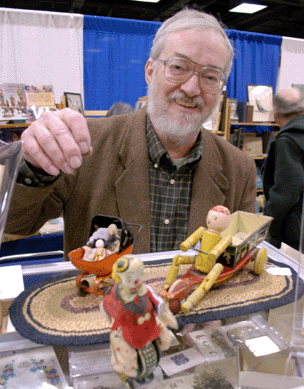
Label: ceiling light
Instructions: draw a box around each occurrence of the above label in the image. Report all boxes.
[229,3,267,14]
[130,0,161,3]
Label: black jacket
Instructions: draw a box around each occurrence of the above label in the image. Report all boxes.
[262,113,304,249]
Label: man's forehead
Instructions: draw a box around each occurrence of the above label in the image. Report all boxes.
[163,28,226,50]
[161,29,228,69]
[165,27,225,42]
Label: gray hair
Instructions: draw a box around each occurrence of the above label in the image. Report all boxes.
[274,87,304,117]
[150,8,234,77]
[106,102,134,117]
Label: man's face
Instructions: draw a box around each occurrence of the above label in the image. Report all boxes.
[145,28,228,145]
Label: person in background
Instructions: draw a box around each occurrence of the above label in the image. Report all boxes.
[5,8,257,260]
[12,131,22,142]
[105,102,134,117]
[262,86,304,250]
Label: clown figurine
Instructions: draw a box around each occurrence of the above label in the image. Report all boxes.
[164,205,232,313]
[101,254,177,389]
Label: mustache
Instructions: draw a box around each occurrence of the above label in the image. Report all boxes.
[169,91,204,110]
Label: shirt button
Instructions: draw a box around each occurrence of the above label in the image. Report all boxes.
[170,179,175,185]
[24,178,32,185]
[164,219,170,225]
[154,163,158,169]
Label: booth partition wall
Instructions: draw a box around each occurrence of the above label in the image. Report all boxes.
[0,8,304,113]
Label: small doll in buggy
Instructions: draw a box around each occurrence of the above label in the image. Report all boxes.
[82,223,121,262]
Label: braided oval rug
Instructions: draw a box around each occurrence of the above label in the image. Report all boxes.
[9,257,303,346]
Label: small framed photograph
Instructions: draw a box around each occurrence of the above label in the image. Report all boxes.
[64,92,84,115]
[247,85,274,122]
[203,93,223,132]
[228,98,239,122]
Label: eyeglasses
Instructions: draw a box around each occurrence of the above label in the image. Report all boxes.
[156,57,226,94]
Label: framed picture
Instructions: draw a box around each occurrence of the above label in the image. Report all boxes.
[203,94,222,132]
[247,85,274,122]
[64,92,84,115]
[228,98,239,122]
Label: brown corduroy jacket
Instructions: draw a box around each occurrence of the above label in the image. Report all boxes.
[5,108,257,260]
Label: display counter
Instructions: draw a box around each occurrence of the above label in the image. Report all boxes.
[0,243,303,389]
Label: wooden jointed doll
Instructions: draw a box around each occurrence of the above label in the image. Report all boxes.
[164,205,233,313]
[101,254,178,389]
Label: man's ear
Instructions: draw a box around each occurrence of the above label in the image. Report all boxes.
[145,59,154,85]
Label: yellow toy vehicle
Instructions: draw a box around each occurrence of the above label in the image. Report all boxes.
[161,211,273,314]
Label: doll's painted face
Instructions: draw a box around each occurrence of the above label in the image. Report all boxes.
[206,206,231,233]
[118,257,145,290]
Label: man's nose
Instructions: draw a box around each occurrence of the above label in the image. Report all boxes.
[179,72,201,97]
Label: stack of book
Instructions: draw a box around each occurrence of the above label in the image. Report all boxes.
[237,101,254,123]
[0,83,56,122]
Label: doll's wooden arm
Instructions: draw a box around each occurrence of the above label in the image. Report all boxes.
[208,235,232,263]
[180,227,205,251]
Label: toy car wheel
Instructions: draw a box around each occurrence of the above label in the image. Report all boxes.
[253,248,268,275]
[168,298,181,315]
[79,279,90,296]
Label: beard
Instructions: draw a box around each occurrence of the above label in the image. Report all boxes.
[147,77,213,147]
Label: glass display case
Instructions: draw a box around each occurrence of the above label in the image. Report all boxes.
[1,244,304,389]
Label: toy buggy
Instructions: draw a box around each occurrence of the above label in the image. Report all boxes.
[161,211,273,313]
[68,215,140,296]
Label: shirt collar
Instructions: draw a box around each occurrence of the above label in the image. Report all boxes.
[146,115,203,168]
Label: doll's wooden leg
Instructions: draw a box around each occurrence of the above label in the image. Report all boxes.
[164,255,195,289]
[180,263,223,313]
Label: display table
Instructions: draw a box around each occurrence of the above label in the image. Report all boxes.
[0,242,303,389]
[0,218,64,264]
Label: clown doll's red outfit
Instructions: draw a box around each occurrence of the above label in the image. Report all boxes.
[103,283,162,349]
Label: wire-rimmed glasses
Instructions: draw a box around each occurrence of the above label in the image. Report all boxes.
[156,57,226,94]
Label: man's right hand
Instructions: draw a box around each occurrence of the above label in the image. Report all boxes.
[21,108,92,176]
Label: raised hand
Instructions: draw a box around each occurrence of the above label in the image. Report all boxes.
[21,108,92,175]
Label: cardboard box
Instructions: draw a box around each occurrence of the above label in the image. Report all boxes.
[238,347,304,389]
[0,265,24,334]
[0,299,14,334]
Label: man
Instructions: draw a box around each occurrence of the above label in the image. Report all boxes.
[5,9,257,260]
[263,86,304,250]
[105,102,134,117]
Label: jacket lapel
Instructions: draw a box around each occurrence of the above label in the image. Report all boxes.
[188,129,228,234]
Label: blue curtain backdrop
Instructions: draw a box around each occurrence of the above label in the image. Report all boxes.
[83,16,282,114]
[83,15,160,111]
[226,29,282,133]
[226,29,282,100]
